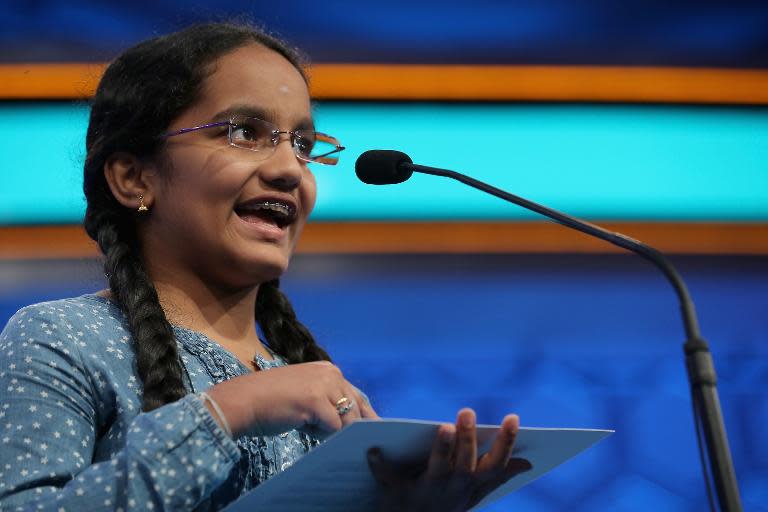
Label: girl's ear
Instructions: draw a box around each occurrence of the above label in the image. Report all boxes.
[103,152,158,211]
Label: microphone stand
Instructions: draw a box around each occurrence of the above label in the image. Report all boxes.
[406,162,742,511]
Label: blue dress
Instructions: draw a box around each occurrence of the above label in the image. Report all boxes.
[0,294,320,511]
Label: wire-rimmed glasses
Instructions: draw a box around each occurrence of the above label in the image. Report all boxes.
[161,114,345,165]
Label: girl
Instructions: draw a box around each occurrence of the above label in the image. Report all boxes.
[0,23,528,511]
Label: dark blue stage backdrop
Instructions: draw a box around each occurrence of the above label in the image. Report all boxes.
[2,0,768,67]
[1,253,766,511]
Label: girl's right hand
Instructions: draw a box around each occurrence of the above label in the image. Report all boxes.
[202,361,379,439]
[367,410,532,512]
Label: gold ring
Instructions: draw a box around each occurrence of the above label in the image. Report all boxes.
[335,397,355,417]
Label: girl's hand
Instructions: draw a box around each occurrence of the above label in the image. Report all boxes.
[204,361,379,439]
[367,409,531,512]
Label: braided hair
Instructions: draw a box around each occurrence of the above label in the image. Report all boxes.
[83,22,330,412]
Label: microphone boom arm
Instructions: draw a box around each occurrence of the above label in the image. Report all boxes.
[407,161,742,511]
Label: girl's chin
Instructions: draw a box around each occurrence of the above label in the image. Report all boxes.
[231,248,292,284]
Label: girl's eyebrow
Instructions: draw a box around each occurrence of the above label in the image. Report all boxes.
[211,104,315,131]
[211,104,273,122]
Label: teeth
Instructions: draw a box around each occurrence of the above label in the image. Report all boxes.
[236,200,296,227]
[259,202,292,216]
[238,201,294,216]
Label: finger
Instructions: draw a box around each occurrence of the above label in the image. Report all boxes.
[505,457,533,477]
[335,391,362,426]
[301,394,344,437]
[476,414,519,476]
[352,386,381,420]
[366,447,403,488]
[452,408,478,474]
[357,398,380,420]
[350,388,379,420]
[424,423,455,481]
[468,457,533,509]
[306,409,344,437]
[307,360,334,367]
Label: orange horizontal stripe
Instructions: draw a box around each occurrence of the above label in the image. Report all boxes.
[0,63,107,99]
[2,63,768,104]
[1,222,767,260]
[311,65,768,104]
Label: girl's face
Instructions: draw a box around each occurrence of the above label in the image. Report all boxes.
[146,44,317,290]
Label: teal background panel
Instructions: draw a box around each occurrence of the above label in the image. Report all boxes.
[2,102,767,224]
[0,103,91,224]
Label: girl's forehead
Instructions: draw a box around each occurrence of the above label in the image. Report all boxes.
[207,45,308,97]
[184,45,311,126]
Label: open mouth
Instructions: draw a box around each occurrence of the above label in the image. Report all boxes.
[234,199,297,229]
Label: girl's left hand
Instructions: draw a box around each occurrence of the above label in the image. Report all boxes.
[367,409,531,512]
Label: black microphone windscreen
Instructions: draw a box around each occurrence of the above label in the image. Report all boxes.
[355,150,414,185]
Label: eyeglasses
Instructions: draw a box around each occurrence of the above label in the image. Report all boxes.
[160,114,345,165]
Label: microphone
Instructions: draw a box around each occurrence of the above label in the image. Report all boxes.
[354,149,741,511]
[355,150,413,184]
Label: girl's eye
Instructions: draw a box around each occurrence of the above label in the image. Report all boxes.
[295,137,314,154]
[231,124,256,141]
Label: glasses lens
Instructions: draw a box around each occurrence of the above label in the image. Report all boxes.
[298,132,342,165]
[229,116,276,153]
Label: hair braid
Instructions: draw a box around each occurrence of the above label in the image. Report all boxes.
[82,22,315,410]
[256,280,331,365]
[95,216,186,411]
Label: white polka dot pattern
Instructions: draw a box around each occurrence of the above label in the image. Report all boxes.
[0,295,319,511]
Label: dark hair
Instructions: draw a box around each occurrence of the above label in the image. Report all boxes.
[83,22,330,412]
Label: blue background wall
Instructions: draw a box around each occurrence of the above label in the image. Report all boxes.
[1,254,766,511]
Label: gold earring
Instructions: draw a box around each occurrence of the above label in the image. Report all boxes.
[137,195,149,212]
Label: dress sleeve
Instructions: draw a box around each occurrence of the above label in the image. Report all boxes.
[0,306,241,511]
